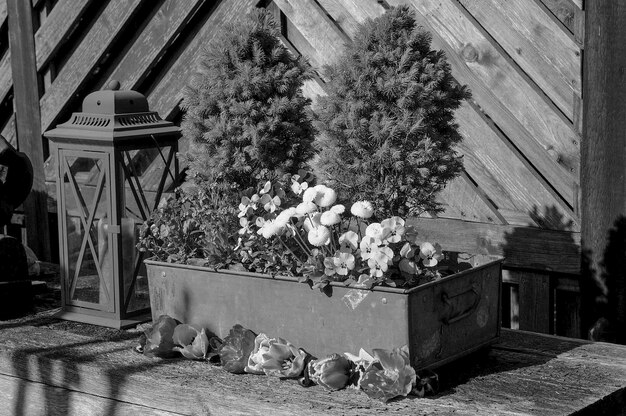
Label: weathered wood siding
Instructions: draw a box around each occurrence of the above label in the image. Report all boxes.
[0,0,584,337]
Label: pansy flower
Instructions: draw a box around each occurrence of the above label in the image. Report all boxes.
[368,254,390,278]
[259,180,272,195]
[339,231,359,252]
[260,193,281,213]
[400,242,416,259]
[359,236,382,260]
[365,223,390,241]
[399,258,420,276]
[291,180,309,196]
[324,251,355,276]
[238,196,257,218]
[380,216,405,243]
[419,242,443,267]
[238,217,251,235]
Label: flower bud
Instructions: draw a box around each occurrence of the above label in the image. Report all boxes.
[308,353,354,391]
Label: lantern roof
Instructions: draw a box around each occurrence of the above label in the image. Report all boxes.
[44,81,181,146]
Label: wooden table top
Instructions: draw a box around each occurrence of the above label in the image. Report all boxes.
[0,314,625,415]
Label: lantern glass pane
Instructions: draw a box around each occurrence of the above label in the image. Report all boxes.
[61,152,113,311]
[120,144,177,314]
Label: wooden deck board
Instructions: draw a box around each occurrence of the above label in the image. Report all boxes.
[407,217,581,274]
[0,319,624,415]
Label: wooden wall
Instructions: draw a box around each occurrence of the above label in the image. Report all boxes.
[0,0,584,337]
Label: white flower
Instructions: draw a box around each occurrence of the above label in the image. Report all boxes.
[296,201,318,215]
[157,196,170,210]
[419,242,443,267]
[291,180,309,196]
[380,217,405,243]
[303,212,322,232]
[313,185,337,207]
[260,194,281,212]
[350,201,374,219]
[308,226,331,246]
[302,187,318,203]
[320,210,341,226]
[365,223,385,240]
[339,231,359,252]
[238,196,256,218]
[275,207,296,227]
[330,204,345,214]
[259,220,284,239]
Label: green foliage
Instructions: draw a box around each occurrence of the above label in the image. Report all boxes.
[137,182,240,267]
[180,8,316,189]
[312,6,471,219]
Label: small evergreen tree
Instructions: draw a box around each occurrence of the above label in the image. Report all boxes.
[312,6,471,218]
[181,8,316,189]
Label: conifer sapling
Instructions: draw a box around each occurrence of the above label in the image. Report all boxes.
[312,6,471,219]
[181,8,316,189]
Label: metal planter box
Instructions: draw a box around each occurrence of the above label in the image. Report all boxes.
[145,255,502,370]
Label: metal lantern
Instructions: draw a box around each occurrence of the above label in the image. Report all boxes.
[44,81,180,328]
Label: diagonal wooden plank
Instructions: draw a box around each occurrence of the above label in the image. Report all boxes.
[0,113,15,146]
[0,0,6,29]
[33,0,95,69]
[39,0,146,133]
[537,0,584,45]
[387,0,579,209]
[456,101,578,230]
[0,0,95,109]
[315,0,361,39]
[338,0,385,21]
[98,0,205,92]
[147,0,261,120]
[436,173,505,224]
[0,52,11,107]
[459,0,580,121]
[273,0,349,67]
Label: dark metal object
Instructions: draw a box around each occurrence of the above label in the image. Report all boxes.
[0,135,33,228]
[146,254,503,370]
[44,81,181,329]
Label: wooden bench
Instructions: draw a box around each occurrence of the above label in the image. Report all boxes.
[0,314,625,415]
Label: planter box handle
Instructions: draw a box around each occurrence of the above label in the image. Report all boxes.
[441,283,480,324]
